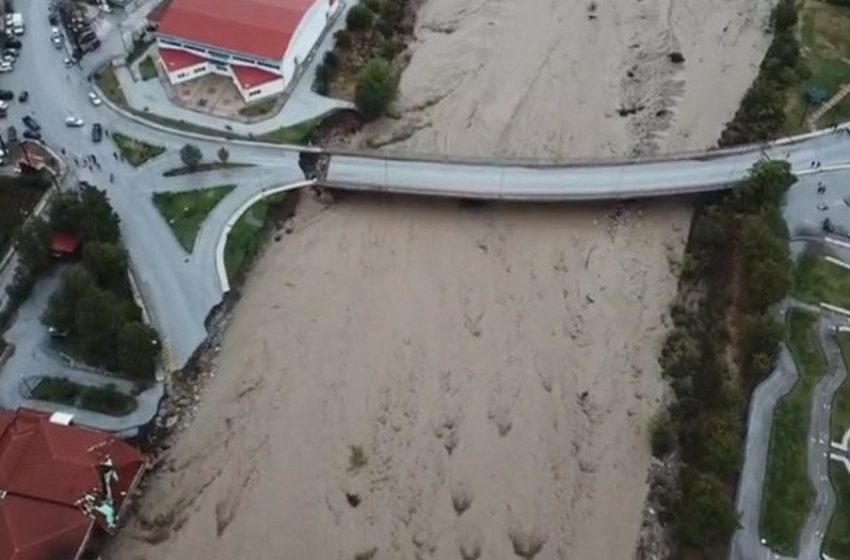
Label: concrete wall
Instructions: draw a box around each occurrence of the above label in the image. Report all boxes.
[281,0,339,84]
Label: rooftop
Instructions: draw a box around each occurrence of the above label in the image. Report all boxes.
[232,64,283,90]
[155,0,317,61]
[159,47,206,72]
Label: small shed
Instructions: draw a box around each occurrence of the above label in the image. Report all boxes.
[50,231,81,259]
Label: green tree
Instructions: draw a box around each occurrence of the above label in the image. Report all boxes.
[677,472,739,547]
[650,409,676,457]
[42,267,96,333]
[14,218,52,275]
[355,58,398,119]
[180,144,203,169]
[217,146,230,164]
[701,411,743,481]
[73,287,125,370]
[51,186,121,244]
[346,4,374,31]
[82,241,128,293]
[117,321,159,381]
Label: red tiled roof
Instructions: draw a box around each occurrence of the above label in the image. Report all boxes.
[49,232,80,255]
[159,47,206,72]
[0,409,145,560]
[0,496,92,560]
[157,0,317,61]
[232,64,282,90]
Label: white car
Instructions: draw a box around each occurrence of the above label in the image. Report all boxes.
[88,91,102,106]
[51,36,62,48]
[2,54,13,63]
[63,57,74,67]
[0,62,13,73]
[50,26,60,37]
[0,101,8,111]
[65,116,85,127]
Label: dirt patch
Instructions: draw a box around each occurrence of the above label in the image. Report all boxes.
[106,194,690,560]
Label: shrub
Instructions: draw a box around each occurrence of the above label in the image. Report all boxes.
[323,50,339,69]
[346,5,375,31]
[334,29,353,50]
[364,0,383,13]
[217,147,230,164]
[355,58,398,119]
[650,409,676,457]
[180,143,203,169]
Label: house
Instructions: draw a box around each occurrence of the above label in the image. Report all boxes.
[0,408,146,560]
[151,0,342,101]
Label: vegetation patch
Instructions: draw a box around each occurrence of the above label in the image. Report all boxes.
[30,377,137,416]
[835,333,850,444]
[138,55,158,81]
[652,161,796,556]
[112,132,165,167]
[95,67,127,108]
[793,253,850,309]
[260,118,322,144]
[825,461,850,559]
[0,173,50,258]
[153,185,236,252]
[162,162,252,178]
[224,191,298,285]
[761,308,821,555]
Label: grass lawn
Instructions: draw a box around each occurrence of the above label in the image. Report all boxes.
[793,253,850,309]
[139,55,158,81]
[162,162,253,177]
[825,461,850,559]
[30,378,137,416]
[259,117,320,144]
[225,192,290,284]
[239,97,279,117]
[791,0,850,129]
[153,185,235,252]
[834,333,850,436]
[761,308,822,555]
[95,66,127,108]
[112,132,165,167]
[0,174,50,257]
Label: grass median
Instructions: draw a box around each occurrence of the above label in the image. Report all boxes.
[112,132,165,167]
[94,66,127,108]
[793,253,850,310]
[153,185,235,253]
[761,308,822,556]
[825,333,850,559]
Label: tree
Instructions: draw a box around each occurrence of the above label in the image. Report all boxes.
[650,409,676,457]
[346,5,374,31]
[42,266,96,333]
[14,218,52,275]
[676,472,739,547]
[355,58,398,119]
[217,147,230,164]
[82,242,128,294]
[117,321,159,381]
[700,411,743,481]
[51,186,121,244]
[73,286,126,370]
[180,144,203,169]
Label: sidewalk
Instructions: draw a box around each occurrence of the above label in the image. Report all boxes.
[109,1,355,136]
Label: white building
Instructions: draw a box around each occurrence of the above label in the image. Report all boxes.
[153,0,341,101]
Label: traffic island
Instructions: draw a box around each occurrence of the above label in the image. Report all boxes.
[27,377,138,417]
[793,253,850,309]
[111,132,165,167]
[153,185,235,252]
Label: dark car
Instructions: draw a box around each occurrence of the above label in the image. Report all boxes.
[91,122,101,143]
[0,90,12,101]
[18,90,27,103]
[22,129,41,141]
[7,125,17,144]
[22,115,40,131]
[3,38,21,49]
[48,12,58,25]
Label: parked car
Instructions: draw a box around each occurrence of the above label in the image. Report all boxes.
[48,12,58,25]
[18,90,27,103]
[65,116,84,127]
[22,129,40,140]
[23,115,39,130]
[0,62,13,73]
[88,91,101,106]
[817,202,829,211]
[4,38,21,49]
[63,57,73,67]
[51,36,62,49]
[7,125,17,143]
[2,54,13,64]
[47,326,69,339]
[0,89,13,101]
[91,122,102,143]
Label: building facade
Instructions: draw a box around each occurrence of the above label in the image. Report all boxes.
[153,0,341,101]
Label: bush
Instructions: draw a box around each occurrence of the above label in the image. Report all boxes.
[650,409,676,457]
[323,50,339,69]
[355,58,398,119]
[346,5,375,31]
[217,147,230,164]
[334,29,353,50]
[180,144,203,169]
[364,0,383,13]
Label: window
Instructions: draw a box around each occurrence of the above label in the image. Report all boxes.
[208,49,229,60]
[194,66,205,74]
[249,89,262,96]
[176,72,187,78]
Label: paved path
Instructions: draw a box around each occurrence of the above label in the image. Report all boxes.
[808,85,850,131]
[0,268,162,434]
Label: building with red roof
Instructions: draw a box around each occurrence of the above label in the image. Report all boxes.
[152,0,341,101]
[0,409,145,560]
